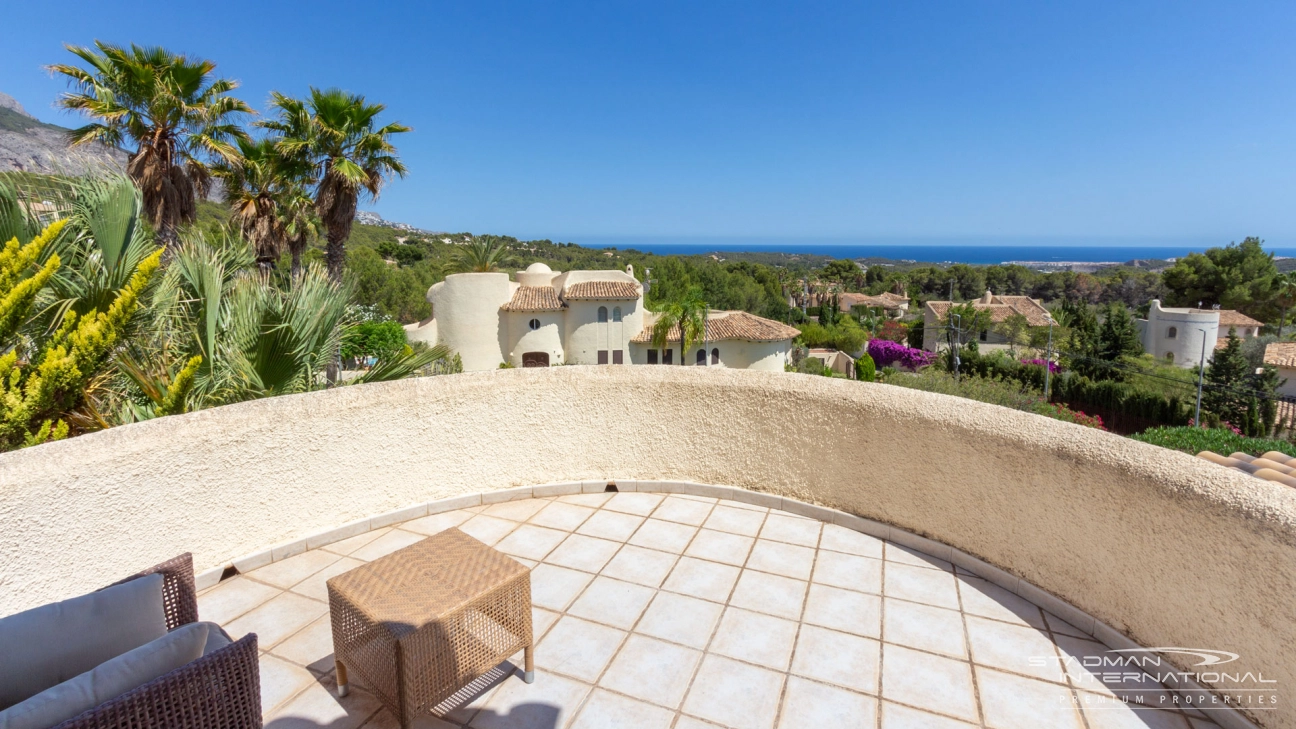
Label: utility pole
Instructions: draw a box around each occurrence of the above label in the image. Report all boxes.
[951,313,962,380]
[1044,320,1054,399]
[1195,328,1208,427]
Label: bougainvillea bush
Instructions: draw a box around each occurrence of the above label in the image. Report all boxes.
[1033,402,1105,430]
[1020,358,1060,373]
[867,339,933,370]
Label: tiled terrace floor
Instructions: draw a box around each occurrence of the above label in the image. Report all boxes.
[198,492,1224,729]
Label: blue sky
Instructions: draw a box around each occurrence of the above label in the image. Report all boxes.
[4,1,1296,244]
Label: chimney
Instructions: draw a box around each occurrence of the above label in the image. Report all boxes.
[981,290,994,305]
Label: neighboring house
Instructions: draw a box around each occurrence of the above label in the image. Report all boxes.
[807,348,856,378]
[1264,342,1296,398]
[837,292,910,318]
[1136,300,1265,369]
[921,291,1053,352]
[406,262,798,371]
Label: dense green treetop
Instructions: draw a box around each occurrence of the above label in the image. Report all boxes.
[1161,237,1279,320]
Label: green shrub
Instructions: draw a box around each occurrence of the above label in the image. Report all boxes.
[1051,373,1191,426]
[856,353,876,382]
[1131,426,1296,458]
[884,371,1046,412]
[341,319,407,362]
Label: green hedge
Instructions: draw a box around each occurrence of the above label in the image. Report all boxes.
[1051,373,1191,426]
[1131,426,1296,458]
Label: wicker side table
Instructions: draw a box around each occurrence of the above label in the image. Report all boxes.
[327,528,534,727]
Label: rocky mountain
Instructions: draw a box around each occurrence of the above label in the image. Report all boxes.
[0,92,128,176]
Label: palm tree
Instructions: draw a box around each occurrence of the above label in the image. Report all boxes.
[1276,271,1296,338]
[261,88,408,282]
[455,235,511,273]
[652,287,708,366]
[48,42,251,250]
[214,137,286,274]
[279,184,319,279]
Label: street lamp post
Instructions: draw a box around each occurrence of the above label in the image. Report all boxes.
[1044,320,1054,398]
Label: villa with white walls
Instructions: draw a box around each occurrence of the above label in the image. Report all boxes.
[405,263,799,371]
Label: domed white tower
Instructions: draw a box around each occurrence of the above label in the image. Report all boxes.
[426,273,512,371]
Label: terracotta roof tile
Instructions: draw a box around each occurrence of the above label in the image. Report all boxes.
[633,310,800,343]
[924,296,1053,327]
[501,286,565,312]
[1266,342,1296,368]
[1198,309,1264,328]
[838,292,908,310]
[563,281,641,300]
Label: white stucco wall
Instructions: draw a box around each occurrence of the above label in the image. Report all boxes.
[1276,366,1296,398]
[505,312,565,366]
[3,368,1294,727]
[1140,300,1219,368]
[426,273,512,371]
[564,301,637,364]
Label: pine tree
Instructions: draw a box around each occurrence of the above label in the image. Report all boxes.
[1202,329,1252,429]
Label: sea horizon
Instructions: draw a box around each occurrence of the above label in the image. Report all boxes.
[549,235,1296,265]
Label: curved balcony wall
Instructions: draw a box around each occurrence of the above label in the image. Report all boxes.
[1,368,1293,727]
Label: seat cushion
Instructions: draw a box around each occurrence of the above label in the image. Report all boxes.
[0,621,207,729]
[0,573,167,709]
[198,621,233,656]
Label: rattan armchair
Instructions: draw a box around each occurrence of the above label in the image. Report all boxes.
[51,554,263,729]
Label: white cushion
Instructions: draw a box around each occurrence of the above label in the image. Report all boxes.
[0,573,167,709]
[0,622,207,729]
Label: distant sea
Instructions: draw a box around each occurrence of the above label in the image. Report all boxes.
[564,236,1296,265]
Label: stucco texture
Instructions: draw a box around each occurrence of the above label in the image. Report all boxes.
[1,367,1294,726]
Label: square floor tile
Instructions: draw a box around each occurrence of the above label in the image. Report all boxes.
[1080,700,1194,729]
[880,645,978,723]
[791,625,880,694]
[576,510,644,541]
[603,492,665,516]
[683,655,784,729]
[402,510,474,536]
[571,689,674,729]
[710,607,799,670]
[976,667,1085,729]
[1044,611,1092,639]
[198,576,281,625]
[883,598,966,658]
[528,502,595,532]
[289,557,365,602]
[662,557,741,603]
[820,524,884,558]
[1054,635,1168,699]
[803,583,880,637]
[265,671,381,729]
[650,496,714,526]
[881,702,977,728]
[544,533,622,573]
[746,540,816,580]
[350,530,427,562]
[813,551,882,595]
[601,545,678,587]
[965,615,1066,683]
[703,505,767,537]
[777,676,878,729]
[472,670,592,729]
[885,543,952,571]
[226,591,328,648]
[494,524,570,561]
[459,515,521,546]
[600,634,703,709]
[535,616,626,682]
[684,529,755,566]
[760,514,823,547]
[247,550,342,589]
[530,563,596,611]
[270,614,336,673]
[259,653,320,713]
[730,570,807,620]
[634,592,723,649]
[532,607,561,641]
[628,519,698,553]
[566,576,656,630]
[884,562,960,610]
[677,718,727,729]
[482,499,549,522]
[557,493,613,508]
[957,574,1046,629]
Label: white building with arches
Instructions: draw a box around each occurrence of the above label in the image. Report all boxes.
[405,263,799,371]
[1136,299,1265,369]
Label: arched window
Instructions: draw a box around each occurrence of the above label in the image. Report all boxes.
[612,307,622,323]
[1165,352,1175,363]
[697,349,707,365]
[711,348,720,365]
[1167,326,1178,339]
[597,306,608,323]
[528,318,540,331]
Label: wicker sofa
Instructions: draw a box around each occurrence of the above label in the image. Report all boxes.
[0,554,262,729]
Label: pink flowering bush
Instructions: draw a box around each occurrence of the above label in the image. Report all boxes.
[1020,358,1059,373]
[868,339,933,370]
